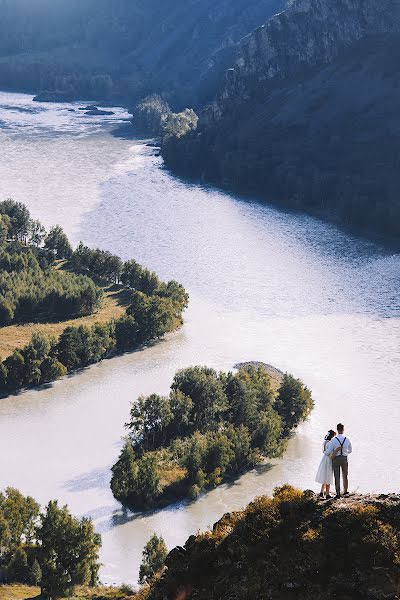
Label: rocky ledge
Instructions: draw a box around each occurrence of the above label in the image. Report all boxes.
[147,487,400,600]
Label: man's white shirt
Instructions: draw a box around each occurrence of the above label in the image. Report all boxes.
[325,434,352,457]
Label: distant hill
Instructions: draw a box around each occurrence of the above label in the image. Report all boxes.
[0,0,285,107]
[163,0,400,238]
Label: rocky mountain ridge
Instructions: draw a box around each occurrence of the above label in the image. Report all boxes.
[163,0,400,238]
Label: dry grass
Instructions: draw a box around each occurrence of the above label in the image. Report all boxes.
[0,584,141,600]
[0,286,129,360]
[0,585,40,600]
[159,463,187,488]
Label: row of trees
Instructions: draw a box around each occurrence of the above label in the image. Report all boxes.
[111,365,313,508]
[0,200,101,325]
[0,248,102,325]
[0,200,189,394]
[0,487,101,599]
[0,281,188,393]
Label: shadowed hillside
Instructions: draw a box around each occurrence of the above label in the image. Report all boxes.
[0,0,286,107]
[163,0,400,238]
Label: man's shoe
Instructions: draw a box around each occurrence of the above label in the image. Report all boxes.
[325,494,333,499]
[319,492,325,498]
[343,491,350,497]
[335,494,341,499]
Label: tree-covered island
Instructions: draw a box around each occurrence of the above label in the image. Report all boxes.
[111,364,313,509]
[0,200,188,395]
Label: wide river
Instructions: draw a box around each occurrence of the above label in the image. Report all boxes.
[0,91,399,585]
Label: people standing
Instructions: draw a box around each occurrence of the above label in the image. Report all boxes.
[325,423,352,498]
[315,429,336,498]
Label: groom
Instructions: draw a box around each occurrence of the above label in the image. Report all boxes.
[325,423,352,498]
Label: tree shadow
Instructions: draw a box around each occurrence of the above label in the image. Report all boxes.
[64,466,111,493]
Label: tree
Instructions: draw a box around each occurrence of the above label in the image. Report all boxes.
[114,315,138,352]
[0,362,8,391]
[30,558,42,586]
[136,454,161,506]
[171,367,228,431]
[39,500,101,598]
[7,547,28,582]
[0,199,30,241]
[110,441,138,505]
[3,351,26,390]
[28,219,46,247]
[275,374,314,434]
[138,534,168,584]
[127,394,172,450]
[40,356,67,383]
[162,109,198,142]
[0,214,10,246]
[0,487,40,546]
[44,225,72,259]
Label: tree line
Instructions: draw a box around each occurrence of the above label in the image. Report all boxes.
[0,487,101,599]
[0,200,101,325]
[0,200,189,395]
[111,365,313,509]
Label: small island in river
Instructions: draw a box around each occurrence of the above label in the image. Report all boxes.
[111,363,313,510]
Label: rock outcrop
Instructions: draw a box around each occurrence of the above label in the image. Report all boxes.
[163,0,400,238]
[147,487,400,600]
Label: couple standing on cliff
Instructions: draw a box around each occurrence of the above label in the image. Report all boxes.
[315,423,352,499]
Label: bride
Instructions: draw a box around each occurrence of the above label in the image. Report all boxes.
[315,429,337,498]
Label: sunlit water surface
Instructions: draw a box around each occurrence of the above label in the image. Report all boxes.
[0,91,399,585]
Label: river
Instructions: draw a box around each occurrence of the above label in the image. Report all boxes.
[0,91,399,585]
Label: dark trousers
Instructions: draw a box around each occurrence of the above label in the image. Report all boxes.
[332,456,348,495]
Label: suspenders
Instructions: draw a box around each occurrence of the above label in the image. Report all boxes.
[335,436,346,455]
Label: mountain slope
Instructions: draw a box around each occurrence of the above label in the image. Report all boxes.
[148,488,400,600]
[0,0,286,106]
[163,0,400,238]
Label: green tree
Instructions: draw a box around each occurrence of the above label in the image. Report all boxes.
[171,366,228,431]
[3,351,26,390]
[0,199,30,241]
[44,225,72,259]
[0,214,11,246]
[127,394,172,450]
[0,487,40,546]
[0,362,8,390]
[114,315,138,352]
[138,534,168,584]
[40,356,67,383]
[29,558,42,586]
[136,454,161,506]
[39,500,101,598]
[7,547,28,582]
[28,219,46,247]
[110,441,138,505]
[275,374,314,434]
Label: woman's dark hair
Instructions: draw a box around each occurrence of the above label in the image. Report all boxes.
[324,429,336,441]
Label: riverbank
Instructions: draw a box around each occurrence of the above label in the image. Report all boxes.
[0,284,127,359]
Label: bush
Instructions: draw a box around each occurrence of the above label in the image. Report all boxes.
[139,534,168,584]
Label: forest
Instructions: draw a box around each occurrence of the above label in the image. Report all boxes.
[0,487,101,599]
[0,200,188,395]
[111,364,313,509]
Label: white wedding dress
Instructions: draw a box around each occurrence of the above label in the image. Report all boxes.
[315,440,333,485]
